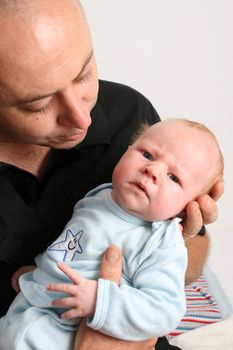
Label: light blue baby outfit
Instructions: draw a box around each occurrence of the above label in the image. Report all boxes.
[0,184,187,349]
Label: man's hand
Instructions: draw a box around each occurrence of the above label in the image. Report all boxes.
[73,245,157,350]
[182,180,224,239]
[11,265,35,293]
[75,318,155,350]
[182,180,224,284]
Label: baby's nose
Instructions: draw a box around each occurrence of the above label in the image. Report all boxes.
[144,167,158,184]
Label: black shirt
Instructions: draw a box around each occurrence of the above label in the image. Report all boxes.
[0,80,160,316]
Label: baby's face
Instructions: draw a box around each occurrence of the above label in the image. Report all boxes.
[112,120,219,222]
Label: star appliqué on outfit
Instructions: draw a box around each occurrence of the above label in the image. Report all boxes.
[48,229,83,262]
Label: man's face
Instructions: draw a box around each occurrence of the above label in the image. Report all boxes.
[112,121,218,222]
[0,1,98,149]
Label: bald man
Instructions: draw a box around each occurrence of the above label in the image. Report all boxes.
[0,1,223,349]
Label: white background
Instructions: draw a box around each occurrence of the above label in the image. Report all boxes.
[81,0,233,302]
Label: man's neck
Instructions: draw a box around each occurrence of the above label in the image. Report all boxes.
[0,143,51,178]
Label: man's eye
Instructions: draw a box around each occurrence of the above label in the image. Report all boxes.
[167,173,179,184]
[76,69,92,84]
[22,103,53,116]
[143,151,153,161]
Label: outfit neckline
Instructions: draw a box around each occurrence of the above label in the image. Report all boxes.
[101,187,151,226]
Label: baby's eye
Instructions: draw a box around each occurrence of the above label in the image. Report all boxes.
[167,173,179,184]
[143,151,153,161]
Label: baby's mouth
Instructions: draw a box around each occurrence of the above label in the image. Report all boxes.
[134,182,149,197]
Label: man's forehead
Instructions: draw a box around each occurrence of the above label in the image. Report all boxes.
[0,49,93,107]
[0,0,92,104]
[14,50,93,105]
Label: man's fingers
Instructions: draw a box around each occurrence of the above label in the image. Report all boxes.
[99,245,122,284]
[182,201,202,238]
[209,179,224,201]
[179,223,183,233]
[11,272,20,293]
[182,192,219,239]
[11,265,35,293]
[197,194,218,225]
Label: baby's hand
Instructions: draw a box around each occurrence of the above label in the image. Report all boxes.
[46,262,97,319]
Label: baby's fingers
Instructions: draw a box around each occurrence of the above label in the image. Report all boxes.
[51,296,74,307]
[51,297,86,319]
[61,308,80,320]
[51,296,76,308]
[57,262,83,285]
[51,299,82,319]
[47,283,79,296]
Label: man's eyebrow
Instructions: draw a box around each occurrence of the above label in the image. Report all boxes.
[15,50,94,106]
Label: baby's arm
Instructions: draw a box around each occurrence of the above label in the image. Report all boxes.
[85,220,187,340]
[46,262,97,319]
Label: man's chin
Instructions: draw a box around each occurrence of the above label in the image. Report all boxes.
[49,132,87,149]
[50,140,84,149]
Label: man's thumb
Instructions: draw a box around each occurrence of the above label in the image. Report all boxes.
[98,245,122,284]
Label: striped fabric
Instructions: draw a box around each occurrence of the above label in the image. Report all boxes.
[168,275,222,338]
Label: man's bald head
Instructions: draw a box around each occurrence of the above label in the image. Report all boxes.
[0,0,27,12]
[0,0,81,12]
[0,0,90,88]
[0,0,98,149]
[0,0,83,22]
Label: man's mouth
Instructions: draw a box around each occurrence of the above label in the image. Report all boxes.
[57,131,86,142]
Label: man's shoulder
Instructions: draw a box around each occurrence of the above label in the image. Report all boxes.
[98,79,155,107]
[97,80,160,124]
[98,79,148,101]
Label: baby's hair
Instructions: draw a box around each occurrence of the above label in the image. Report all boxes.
[131,122,151,144]
[132,118,224,194]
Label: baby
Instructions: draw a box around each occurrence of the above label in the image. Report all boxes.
[0,118,223,349]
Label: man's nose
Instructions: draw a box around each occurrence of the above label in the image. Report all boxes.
[57,87,92,129]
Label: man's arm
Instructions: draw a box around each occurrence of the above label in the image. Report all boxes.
[185,233,210,285]
[74,319,155,350]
